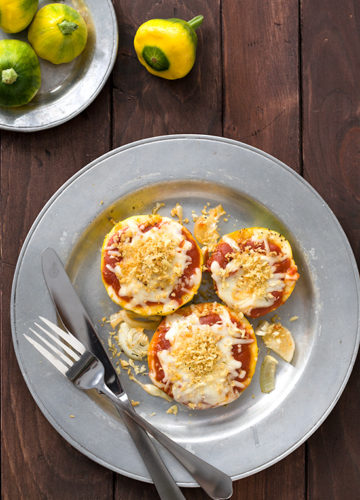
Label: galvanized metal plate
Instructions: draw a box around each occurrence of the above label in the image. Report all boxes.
[11,135,360,485]
[0,0,117,132]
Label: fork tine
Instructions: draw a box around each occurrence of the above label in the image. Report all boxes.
[32,324,80,362]
[39,316,86,354]
[29,327,77,365]
[24,334,68,375]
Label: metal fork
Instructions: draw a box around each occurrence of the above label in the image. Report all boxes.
[25,317,233,500]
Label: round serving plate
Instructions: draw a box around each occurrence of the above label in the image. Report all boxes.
[0,0,118,132]
[11,135,360,485]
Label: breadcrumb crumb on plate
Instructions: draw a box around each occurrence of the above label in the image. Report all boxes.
[194,204,226,252]
[166,405,179,415]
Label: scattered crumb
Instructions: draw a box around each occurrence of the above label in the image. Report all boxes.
[69,414,75,418]
[170,203,183,224]
[120,359,129,368]
[152,202,165,214]
[289,316,299,322]
[115,366,121,375]
[131,400,140,407]
[271,314,280,323]
[183,217,189,224]
[166,405,178,415]
[149,412,157,417]
[223,217,229,222]
[128,358,144,375]
[194,204,226,252]
[192,211,199,222]
[251,394,255,399]
[100,200,104,205]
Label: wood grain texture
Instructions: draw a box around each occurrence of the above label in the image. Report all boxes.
[1,88,114,498]
[222,1,305,498]
[1,0,360,498]
[1,85,111,266]
[302,0,360,262]
[112,1,222,497]
[222,0,300,171]
[112,0,222,147]
[302,0,360,498]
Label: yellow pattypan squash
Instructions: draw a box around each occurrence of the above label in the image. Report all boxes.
[0,0,38,33]
[134,15,203,80]
[28,3,88,64]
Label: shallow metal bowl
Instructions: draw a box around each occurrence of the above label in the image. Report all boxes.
[0,0,118,132]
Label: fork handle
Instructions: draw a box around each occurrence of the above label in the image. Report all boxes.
[101,385,233,500]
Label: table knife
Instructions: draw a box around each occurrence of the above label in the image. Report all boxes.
[41,247,185,500]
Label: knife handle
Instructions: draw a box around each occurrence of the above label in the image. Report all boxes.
[119,409,186,500]
[102,386,233,500]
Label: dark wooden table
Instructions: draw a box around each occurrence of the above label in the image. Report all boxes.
[2,1,359,499]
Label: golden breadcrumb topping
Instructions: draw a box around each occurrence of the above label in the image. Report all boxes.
[170,326,226,384]
[113,226,181,291]
[222,250,273,298]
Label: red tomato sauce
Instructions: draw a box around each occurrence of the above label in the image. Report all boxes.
[250,291,283,318]
[102,223,201,306]
[207,237,296,317]
[207,242,233,269]
[151,312,254,397]
[150,324,171,390]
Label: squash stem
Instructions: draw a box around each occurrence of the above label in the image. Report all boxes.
[58,20,79,35]
[2,68,18,85]
[187,15,204,31]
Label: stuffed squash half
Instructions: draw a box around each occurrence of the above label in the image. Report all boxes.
[101,215,202,316]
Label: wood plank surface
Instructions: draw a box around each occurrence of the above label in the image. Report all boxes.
[112,0,222,147]
[301,0,360,498]
[1,90,114,499]
[1,0,359,498]
[222,1,305,499]
[222,0,301,172]
[112,1,222,497]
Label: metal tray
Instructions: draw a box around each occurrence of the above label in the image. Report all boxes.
[11,135,360,485]
[0,0,118,132]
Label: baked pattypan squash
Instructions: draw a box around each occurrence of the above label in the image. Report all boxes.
[28,3,88,64]
[134,15,203,80]
[0,0,38,33]
[0,39,41,107]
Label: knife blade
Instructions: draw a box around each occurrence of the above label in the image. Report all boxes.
[41,247,120,393]
[41,247,186,500]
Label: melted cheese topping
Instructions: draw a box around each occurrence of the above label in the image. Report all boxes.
[153,305,255,409]
[104,217,201,313]
[210,230,296,315]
